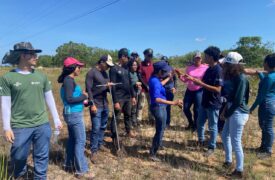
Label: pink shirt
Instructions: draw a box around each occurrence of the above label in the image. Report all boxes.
[180,64,208,91]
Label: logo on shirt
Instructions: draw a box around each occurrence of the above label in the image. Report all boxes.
[31,81,41,85]
[14,82,22,87]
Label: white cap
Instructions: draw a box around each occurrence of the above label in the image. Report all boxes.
[223,52,245,64]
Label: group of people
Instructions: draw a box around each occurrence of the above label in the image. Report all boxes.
[0,42,275,179]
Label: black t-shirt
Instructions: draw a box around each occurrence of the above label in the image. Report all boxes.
[201,64,224,109]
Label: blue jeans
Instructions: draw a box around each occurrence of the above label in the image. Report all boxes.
[150,105,167,155]
[63,112,88,175]
[258,100,275,153]
[166,90,174,126]
[183,89,203,129]
[221,109,248,171]
[10,122,51,179]
[90,107,109,153]
[197,107,219,149]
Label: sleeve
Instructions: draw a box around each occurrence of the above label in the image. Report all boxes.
[64,77,87,104]
[258,72,265,80]
[43,74,52,93]
[85,70,94,102]
[44,91,62,128]
[1,96,11,131]
[0,76,11,96]
[214,69,223,87]
[250,77,271,111]
[138,72,148,91]
[109,66,118,103]
[225,77,247,118]
[129,72,136,98]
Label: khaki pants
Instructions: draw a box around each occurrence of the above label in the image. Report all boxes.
[137,92,155,123]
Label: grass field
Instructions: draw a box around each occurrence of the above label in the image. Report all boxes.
[0,67,274,180]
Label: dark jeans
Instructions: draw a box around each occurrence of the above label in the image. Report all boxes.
[150,105,167,156]
[90,107,109,153]
[10,122,51,179]
[258,100,275,153]
[111,100,132,138]
[131,95,138,126]
[183,89,203,129]
[166,90,174,126]
[63,112,88,174]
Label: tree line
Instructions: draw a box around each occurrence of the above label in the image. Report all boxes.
[37,36,274,68]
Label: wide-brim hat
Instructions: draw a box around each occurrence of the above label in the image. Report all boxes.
[13,42,42,53]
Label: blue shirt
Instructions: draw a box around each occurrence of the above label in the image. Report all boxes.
[149,76,166,105]
[61,84,84,113]
[201,64,224,109]
[251,71,275,111]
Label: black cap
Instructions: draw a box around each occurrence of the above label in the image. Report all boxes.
[131,51,139,57]
[118,48,130,57]
[143,48,153,56]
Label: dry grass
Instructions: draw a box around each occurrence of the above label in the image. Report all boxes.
[0,67,274,180]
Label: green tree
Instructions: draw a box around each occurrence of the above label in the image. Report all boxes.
[54,41,118,67]
[234,36,274,67]
[37,55,53,67]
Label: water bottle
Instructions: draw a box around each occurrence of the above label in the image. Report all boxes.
[53,128,60,144]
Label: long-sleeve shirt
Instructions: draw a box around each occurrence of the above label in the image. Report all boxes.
[179,64,208,91]
[60,76,86,113]
[109,64,135,103]
[85,67,109,108]
[224,73,250,118]
[250,71,275,111]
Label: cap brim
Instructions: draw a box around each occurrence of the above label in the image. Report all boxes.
[76,62,85,67]
[14,49,42,53]
[106,61,114,66]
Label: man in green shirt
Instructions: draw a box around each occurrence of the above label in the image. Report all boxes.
[0,42,62,179]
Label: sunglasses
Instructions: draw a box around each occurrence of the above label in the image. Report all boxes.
[24,52,37,57]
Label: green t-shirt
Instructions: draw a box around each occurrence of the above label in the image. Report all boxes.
[0,69,52,128]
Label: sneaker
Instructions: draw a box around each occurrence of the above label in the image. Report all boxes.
[149,155,161,162]
[257,152,272,159]
[99,145,110,152]
[223,161,233,168]
[197,141,205,147]
[75,172,94,179]
[90,152,98,164]
[159,145,164,150]
[228,169,243,179]
[204,149,215,157]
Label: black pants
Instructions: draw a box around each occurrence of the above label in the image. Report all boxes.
[111,100,132,138]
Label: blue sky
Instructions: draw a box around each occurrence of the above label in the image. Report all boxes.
[0,0,275,59]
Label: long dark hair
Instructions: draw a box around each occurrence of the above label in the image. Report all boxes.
[57,64,77,83]
[128,58,140,72]
[223,63,244,80]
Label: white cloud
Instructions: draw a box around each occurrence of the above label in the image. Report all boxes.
[267,0,275,7]
[195,37,206,42]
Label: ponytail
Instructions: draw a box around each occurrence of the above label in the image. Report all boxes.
[57,65,77,83]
